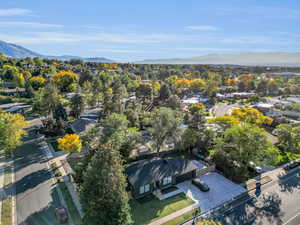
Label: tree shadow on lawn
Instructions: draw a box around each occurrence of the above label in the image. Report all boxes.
[130,193,194,225]
[204,192,283,225]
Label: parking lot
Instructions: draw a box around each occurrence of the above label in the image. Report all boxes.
[176,172,246,213]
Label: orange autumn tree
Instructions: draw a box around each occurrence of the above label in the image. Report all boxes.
[57,134,82,153]
[226,78,237,86]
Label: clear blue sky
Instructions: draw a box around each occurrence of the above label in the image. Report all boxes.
[0,0,299,61]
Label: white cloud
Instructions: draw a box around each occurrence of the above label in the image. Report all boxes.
[186,25,218,31]
[0,21,63,28]
[0,8,32,16]
[0,32,162,44]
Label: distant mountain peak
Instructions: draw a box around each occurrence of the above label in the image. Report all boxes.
[0,40,41,58]
[0,40,114,63]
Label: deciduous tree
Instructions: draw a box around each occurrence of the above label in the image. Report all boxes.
[0,111,28,154]
[52,71,79,92]
[275,124,300,154]
[149,107,183,152]
[57,134,82,153]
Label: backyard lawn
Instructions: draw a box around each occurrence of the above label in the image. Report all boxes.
[130,193,195,225]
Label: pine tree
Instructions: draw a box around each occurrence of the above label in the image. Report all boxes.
[80,144,133,225]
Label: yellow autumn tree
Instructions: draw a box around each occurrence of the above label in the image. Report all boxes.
[30,76,46,90]
[190,78,206,92]
[13,73,25,87]
[52,71,79,92]
[57,134,82,153]
[152,81,161,95]
[0,110,28,153]
[231,107,273,126]
[208,115,240,129]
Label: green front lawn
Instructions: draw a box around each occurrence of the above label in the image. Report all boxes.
[130,193,195,225]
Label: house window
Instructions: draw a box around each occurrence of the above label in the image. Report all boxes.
[139,184,150,194]
[162,176,172,185]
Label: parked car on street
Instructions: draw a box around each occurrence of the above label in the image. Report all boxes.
[192,178,210,192]
[55,206,69,223]
[249,161,263,174]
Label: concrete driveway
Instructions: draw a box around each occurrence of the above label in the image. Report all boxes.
[176,172,246,213]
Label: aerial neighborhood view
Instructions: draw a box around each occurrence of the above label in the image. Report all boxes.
[0,1,300,225]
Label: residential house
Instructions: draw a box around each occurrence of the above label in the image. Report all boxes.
[5,105,32,115]
[125,157,209,199]
[69,118,97,134]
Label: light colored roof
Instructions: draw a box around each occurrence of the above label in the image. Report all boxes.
[0,102,26,110]
[253,103,274,108]
[182,96,209,104]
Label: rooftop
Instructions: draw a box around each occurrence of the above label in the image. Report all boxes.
[125,157,206,187]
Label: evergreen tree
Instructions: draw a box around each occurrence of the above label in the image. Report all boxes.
[80,144,133,225]
[159,83,171,101]
[70,93,85,118]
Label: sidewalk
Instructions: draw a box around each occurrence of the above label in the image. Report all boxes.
[148,166,299,225]
[47,143,83,218]
[148,203,199,225]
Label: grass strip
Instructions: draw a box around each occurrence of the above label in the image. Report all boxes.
[1,166,12,225]
[162,208,199,225]
[58,181,82,225]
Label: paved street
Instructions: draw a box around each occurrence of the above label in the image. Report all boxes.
[13,138,73,225]
[187,167,300,225]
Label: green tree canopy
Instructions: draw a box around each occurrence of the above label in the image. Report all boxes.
[80,144,133,225]
[275,124,300,154]
[149,107,183,152]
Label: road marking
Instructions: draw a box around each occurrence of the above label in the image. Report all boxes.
[283,211,300,225]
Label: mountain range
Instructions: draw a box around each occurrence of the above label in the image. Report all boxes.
[1,40,300,66]
[136,52,300,66]
[0,40,114,63]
